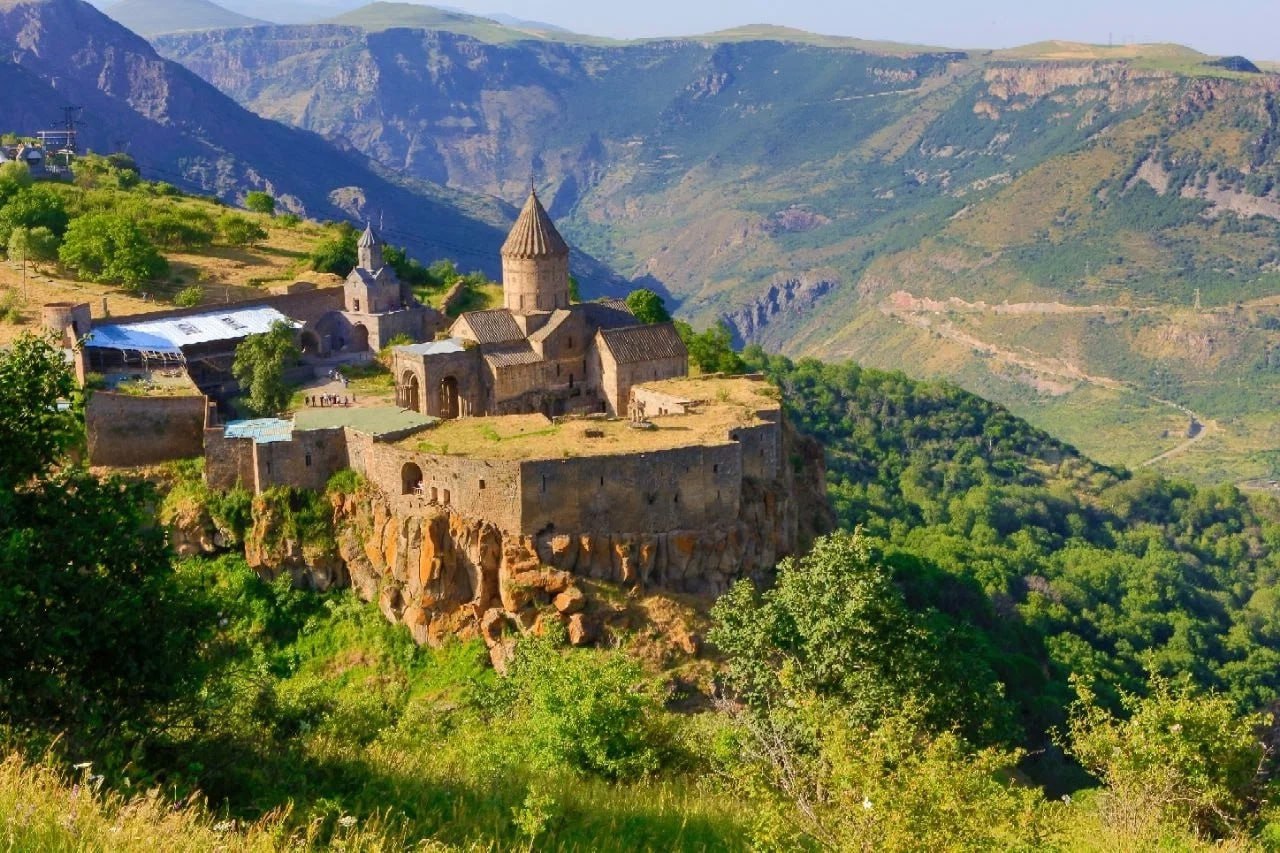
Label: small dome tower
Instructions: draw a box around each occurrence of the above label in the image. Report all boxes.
[358,223,384,272]
[501,187,570,313]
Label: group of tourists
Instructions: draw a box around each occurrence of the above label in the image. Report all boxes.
[307,394,354,407]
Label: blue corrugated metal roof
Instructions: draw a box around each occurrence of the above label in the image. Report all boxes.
[87,307,300,353]
[223,418,293,444]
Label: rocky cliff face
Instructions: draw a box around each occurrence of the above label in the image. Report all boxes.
[188,417,829,662]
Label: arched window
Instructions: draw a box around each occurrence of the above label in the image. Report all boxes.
[401,463,423,495]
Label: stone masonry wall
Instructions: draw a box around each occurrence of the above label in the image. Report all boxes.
[101,287,344,328]
[610,355,689,418]
[520,442,744,536]
[86,391,207,466]
[253,428,349,493]
[358,441,524,533]
[204,428,256,491]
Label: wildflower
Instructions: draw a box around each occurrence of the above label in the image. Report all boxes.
[338,815,357,828]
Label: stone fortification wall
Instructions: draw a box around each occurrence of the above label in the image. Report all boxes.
[730,420,783,482]
[358,441,524,534]
[253,428,348,493]
[319,412,825,657]
[180,407,831,659]
[100,287,344,328]
[520,442,744,537]
[205,427,256,491]
[86,391,207,466]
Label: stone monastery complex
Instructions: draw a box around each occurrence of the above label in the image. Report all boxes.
[44,191,822,646]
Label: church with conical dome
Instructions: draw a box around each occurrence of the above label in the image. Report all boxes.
[392,188,687,419]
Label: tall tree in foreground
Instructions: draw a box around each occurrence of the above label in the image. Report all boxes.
[232,321,300,416]
[0,334,208,755]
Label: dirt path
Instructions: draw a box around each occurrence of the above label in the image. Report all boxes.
[882,294,1217,467]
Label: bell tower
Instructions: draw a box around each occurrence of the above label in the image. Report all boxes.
[358,223,384,272]
[501,187,570,314]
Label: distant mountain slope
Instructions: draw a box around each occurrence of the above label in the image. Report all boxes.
[104,0,265,35]
[152,22,1280,482]
[0,0,555,282]
[325,1,613,44]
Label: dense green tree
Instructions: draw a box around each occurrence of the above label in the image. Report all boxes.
[232,321,300,416]
[677,319,744,374]
[6,225,59,273]
[625,288,671,324]
[1067,680,1278,840]
[0,334,210,751]
[243,191,276,216]
[493,633,665,781]
[308,224,358,276]
[711,532,1017,744]
[0,161,32,205]
[0,186,69,248]
[58,213,167,289]
[721,699,1057,851]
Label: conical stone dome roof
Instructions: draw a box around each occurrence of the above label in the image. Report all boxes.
[501,189,570,258]
[358,223,381,248]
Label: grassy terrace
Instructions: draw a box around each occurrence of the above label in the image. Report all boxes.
[404,375,779,461]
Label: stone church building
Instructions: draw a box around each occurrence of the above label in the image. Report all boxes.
[306,224,437,354]
[393,188,688,419]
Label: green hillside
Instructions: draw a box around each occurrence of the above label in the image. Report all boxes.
[325,1,617,44]
[105,0,265,34]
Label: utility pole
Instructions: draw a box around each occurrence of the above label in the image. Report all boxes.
[60,105,83,155]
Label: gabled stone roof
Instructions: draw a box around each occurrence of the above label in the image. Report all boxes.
[483,341,542,368]
[347,267,397,289]
[501,189,570,258]
[454,309,525,345]
[598,323,688,364]
[579,298,636,331]
[528,309,572,345]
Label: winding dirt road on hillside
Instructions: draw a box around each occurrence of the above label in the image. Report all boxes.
[882,291,1219,468]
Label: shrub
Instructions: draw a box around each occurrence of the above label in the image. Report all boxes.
[0,186,69,248]
[142,209,215,250]
[217,213,268,247]
[492,635,666,781]
[325,468,364,497]
[174,285,203,307]
[7,226,59,271]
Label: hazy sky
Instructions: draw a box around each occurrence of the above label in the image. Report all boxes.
[437,0,1279,60]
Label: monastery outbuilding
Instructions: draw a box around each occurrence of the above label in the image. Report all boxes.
[392,187,688,418]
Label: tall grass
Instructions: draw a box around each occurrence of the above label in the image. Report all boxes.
[0,753,401,851]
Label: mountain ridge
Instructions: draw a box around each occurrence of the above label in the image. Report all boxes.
[103,0,266,35]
